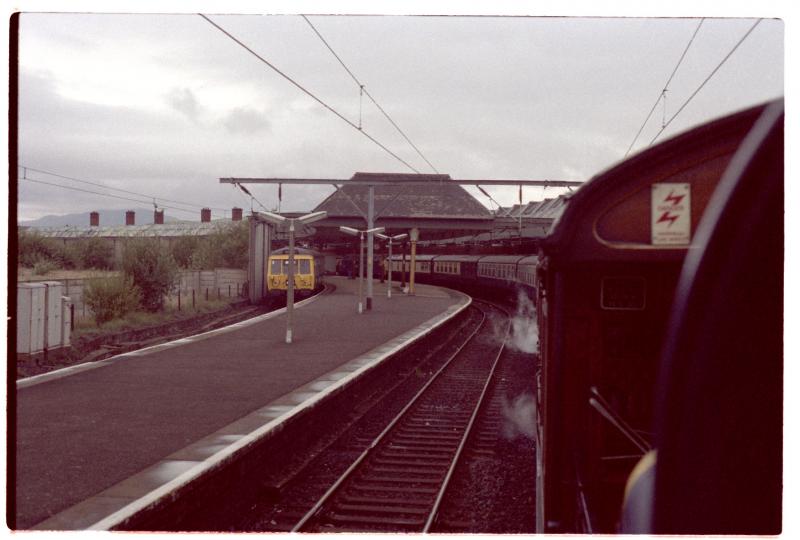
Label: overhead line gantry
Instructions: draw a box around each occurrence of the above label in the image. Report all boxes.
[222,175,583,309]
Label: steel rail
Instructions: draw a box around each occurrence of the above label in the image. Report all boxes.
[423,300,511,532]
[291,303,489,532]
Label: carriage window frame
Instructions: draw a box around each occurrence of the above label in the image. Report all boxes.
[600,276,647,311]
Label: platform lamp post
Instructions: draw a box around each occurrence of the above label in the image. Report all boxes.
[340,226,385,313]
[376,233,407,298]
[258,210,327,344]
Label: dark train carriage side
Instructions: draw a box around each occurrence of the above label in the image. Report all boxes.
[337,254,384,279]
[628,100,783,535]
[429,254,481,291]
[517,255,538,291]
[535,103,770,533]
[476,255,528,303]
[389,253,435,277]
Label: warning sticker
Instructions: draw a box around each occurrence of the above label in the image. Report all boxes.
[651,183,691,245]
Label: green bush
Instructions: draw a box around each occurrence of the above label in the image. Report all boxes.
[32,258,57,276]
[190,223,249,270]
[18,230,80,269]
[76,238,115,270]
[84,276,141,325]
[122,238,178,312]
[19,229,58,267]
[171,236,199,268]
[54,243,81,270]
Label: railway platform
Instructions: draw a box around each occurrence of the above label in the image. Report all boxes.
[13,276,469,530]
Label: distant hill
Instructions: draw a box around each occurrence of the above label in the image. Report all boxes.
[19,208,181,228]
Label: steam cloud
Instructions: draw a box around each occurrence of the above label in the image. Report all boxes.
[509,289,539,354]
[502,393,537,441]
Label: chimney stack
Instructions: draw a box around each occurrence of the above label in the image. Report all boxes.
[232,207,243,221]
[126,210,135,226]
[90,211,100,227]
[154,209,164,224]
[201,208,211,222]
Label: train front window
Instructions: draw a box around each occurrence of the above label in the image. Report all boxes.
[299,259,311,274]
[270,260,283,275]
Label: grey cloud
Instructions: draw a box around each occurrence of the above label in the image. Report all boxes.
[222,107,271,134]
[16,15,784,221]
[166,87,201,121]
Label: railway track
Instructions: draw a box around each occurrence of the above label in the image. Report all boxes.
[288,299,511,533]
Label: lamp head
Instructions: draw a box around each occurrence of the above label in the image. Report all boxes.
[297,211,328,225]
[339,226,359,237]
[255,210,287,226]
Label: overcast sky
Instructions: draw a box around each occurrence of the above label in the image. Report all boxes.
[13,7,785,222]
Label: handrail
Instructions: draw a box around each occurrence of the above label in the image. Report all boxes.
[574,454,594,534]
[589,386,651,455]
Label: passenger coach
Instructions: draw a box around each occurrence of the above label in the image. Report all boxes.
[387,253,538,301]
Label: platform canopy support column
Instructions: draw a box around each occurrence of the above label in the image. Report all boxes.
[366,185,375,310]
[248,216,271,304]
[409,227,419,296]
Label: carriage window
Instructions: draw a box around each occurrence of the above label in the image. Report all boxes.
[601,276,646,310]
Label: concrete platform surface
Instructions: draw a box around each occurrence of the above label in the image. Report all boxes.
[13,276,468,530]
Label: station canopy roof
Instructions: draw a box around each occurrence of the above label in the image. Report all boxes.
[311,173,494,241]
[314,173,491,220]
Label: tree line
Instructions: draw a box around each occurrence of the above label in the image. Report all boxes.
[18,223,249,324]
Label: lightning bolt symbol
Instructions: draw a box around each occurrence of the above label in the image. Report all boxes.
[657,211,679,227]
[664,191,685,205]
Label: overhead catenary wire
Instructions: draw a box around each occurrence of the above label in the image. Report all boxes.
[475,185,502,210]
[20,165,229,213]
[233,182,273,214]
[624,18,705,157]
[21,177,200,217]
[301,14,440,174]
[199,14,421,174]
[647,18,762,147]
